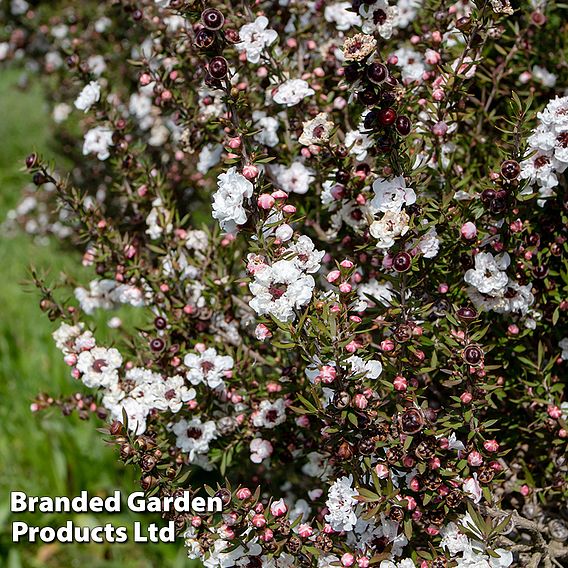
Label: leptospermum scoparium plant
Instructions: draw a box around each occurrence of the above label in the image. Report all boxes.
[2,0,568,566]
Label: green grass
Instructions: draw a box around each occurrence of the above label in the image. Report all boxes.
[0,68,198,567]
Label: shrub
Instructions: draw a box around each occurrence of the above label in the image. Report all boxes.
[3,0,568,566]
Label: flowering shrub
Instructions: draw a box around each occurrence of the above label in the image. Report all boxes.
[3,0,568,566]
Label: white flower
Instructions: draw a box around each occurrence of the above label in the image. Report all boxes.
[74,81,101,112]
[299,113,334,146]
[392,47,427,84]
[76,346,122,389]
[559,338,568,360]
[212,167,254,233]
[355,279,394,310]
[532,65,557,88]
[236,16,278,64]
[417,227,440,258]
[520,96,568,201]
[447,432,466,451]
[253,111,280,147]
[439,522,471,556]
[273,79,315,107]
[252,399,286,429]
[370,210,410,249]
[490,0,514,15]
[250,438,273,463]
[371,176,416,213]
[129,92,153,129]
[380,560,415,568]
[302,452,332,480]
[397,0,423,28]
[463,475,483,504]
[197,143,223,174]
[346,355,383,379]
[345,129,373,161]
[249,260,315,322]
[324,2,362,31]
[82,127,114,160]
[271,161,315,195]
[286,235,325,273]
[87,55,106,77]
[184,348,233,390]
[464,252,510,295]
[145,197,173,240]
[359,0,398,38]
[324,475,358,532]
[172,418,218,461]
[53,103,71,123]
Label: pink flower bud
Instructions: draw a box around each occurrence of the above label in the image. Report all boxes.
[354,394,368,409]
[432,121,448,137]
[252,514,266,528]
[255,324,272,341]
[426,526,440,536]
[296,415,310,427]
[467,451,483,467]
[357,557,370,568]
[432,88,445,101]
[261,528,274,541]
[510,219,523,232]
[548,405,562,419]
[381,339,395,352]
[298,524,313,538]
[393,375,407,391]
[409,477,420,491]
[64,354,77,366]
[375,464,389,479]
[191,516,202,527]
[339,282,352,293]
[275,224,293,242]
[327,270,341,283]
[271,190,288,200]
[520,484,531,496]
[236,488,252,500]
[242,164,259,180]
[219,525,235,539]
[331,184,346,200]
[483,439,499,452]
[341,554,355,567]
[270,498,287,517]
[345,340,360,353]
[429,457,441,470]
[257,193,275,209]
[461,221,477,240]
[460,392,473,404]
[425,49,441,65]
[319,365,337,384]
[139,73,152,86]
[404,495,417,510]
[340,259,354,269]
[282,204,296,214]
[228,137,241,149]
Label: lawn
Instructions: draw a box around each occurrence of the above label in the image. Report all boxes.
[0,68,197,568]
